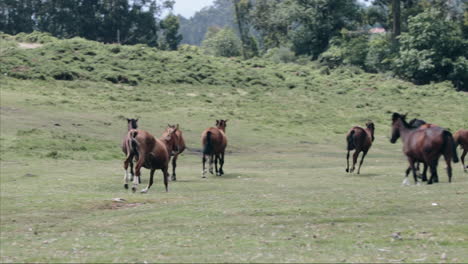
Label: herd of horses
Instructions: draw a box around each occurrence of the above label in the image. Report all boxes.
[346,112,467,185]
[121,113,467,193]
[122,118,228,193]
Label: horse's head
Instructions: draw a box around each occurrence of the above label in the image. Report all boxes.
[163,124,179,154]
[390,112,407,143]
[126,118,139,130]
[366,121,375,141]
[216,119,228,131]
[408,118,426,128]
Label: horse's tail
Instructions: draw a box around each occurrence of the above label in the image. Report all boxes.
[203,131,213,155]
[442,130,459,163]
[347,130,355,151]
[126,130,139,159]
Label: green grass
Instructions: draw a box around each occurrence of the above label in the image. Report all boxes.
[1,34,468,262]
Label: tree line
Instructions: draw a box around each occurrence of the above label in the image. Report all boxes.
[0,0,182,49]
[193,0,467,89]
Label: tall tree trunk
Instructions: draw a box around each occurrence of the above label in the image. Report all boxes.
[392,0,401,44]
[233,0,247,59]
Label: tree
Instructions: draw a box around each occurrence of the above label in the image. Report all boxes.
[201,27,242,57]
[160,14,183,50]
[393,9,467,88]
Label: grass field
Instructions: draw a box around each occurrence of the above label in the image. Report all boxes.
[1,35,468,262]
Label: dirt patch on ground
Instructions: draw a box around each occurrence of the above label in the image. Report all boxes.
[18,42,43,49]
[98,202,144,210]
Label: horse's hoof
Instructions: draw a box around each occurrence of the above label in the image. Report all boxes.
[171,176,176,181]
[345,169,349,172]
[140,189,148,193]
[124,184,128,189]
[132,187,137,193]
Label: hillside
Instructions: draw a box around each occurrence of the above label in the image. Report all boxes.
[1,33,468,263]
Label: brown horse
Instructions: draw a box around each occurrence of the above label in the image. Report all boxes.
[390,113,459,184]
[122,118,139,183]
[163,124,186,181]
[454,129,468,172]
[123,126,178,193]
[345,121,375,174]
[201,120,228,178]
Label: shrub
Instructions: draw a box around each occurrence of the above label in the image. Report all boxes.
[263,47,297,63]
[393,9,467,88]
[201,27,242,57]
[365,34,395,72]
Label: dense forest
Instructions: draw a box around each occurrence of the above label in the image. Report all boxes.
[1,0,467,89]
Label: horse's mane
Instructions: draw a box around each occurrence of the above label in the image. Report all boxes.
[392,112,412,129]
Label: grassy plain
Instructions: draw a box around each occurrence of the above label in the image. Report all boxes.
[1,35,468,262]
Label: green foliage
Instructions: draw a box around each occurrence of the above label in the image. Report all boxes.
[263,47,297,64]
[159,14,183,50]
[178,0,235,46]
[365,34,395,72]
[319,32,370,69]
[0,0,170,46]
[394,9,467,88]
[201,27,242,57]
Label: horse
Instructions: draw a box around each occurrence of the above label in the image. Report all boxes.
[407,118,443,182]
[201,119,228,178]
[122,118,139,183]
[390,112,459,184]
[345,121,375,174]
[454,129,468,172]
[123,126,178,193]
[164,124,186,181]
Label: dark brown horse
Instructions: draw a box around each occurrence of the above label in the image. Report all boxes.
[123,126,178,193]
[454,129,468,172]
[122,118,139,183]
[201,120,228,178]
[345,121,375,174]
[406,118,441,181]
[163,124,186,181]
[390,113,459,184]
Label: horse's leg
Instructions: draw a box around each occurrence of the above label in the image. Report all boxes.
[346,150,350,173]
[163,166,169,192]
[421,163,428,182]
[132,159,143,192]
[428,163,437,185]
[444,154,452,183]
[123,154,133,189]
[357,150,368,174]
[215,154,220,176]
[202,154,207,178]
[403,165,412,185]
[171,154,178,181]
[408,157,419,185]
[209,154,214,174]
[350,150,359,173]
[461,149,467,172]
[141,169,155,193]
[219,151,225,175]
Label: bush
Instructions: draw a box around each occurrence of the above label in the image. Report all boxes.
[263,47,297,63]
[201,27,242,57]
[365,34,395,72]
[393,9,467,88]
[319,32,369,69]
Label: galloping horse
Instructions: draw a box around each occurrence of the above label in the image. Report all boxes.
[201,120,228,177]
[123,126,178,193]
[390,113,459,184]
[454,129,468,172]
[164,124,186,181]
[345,121,375,174]
[122,118,139,183]
[407,118,441,181]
